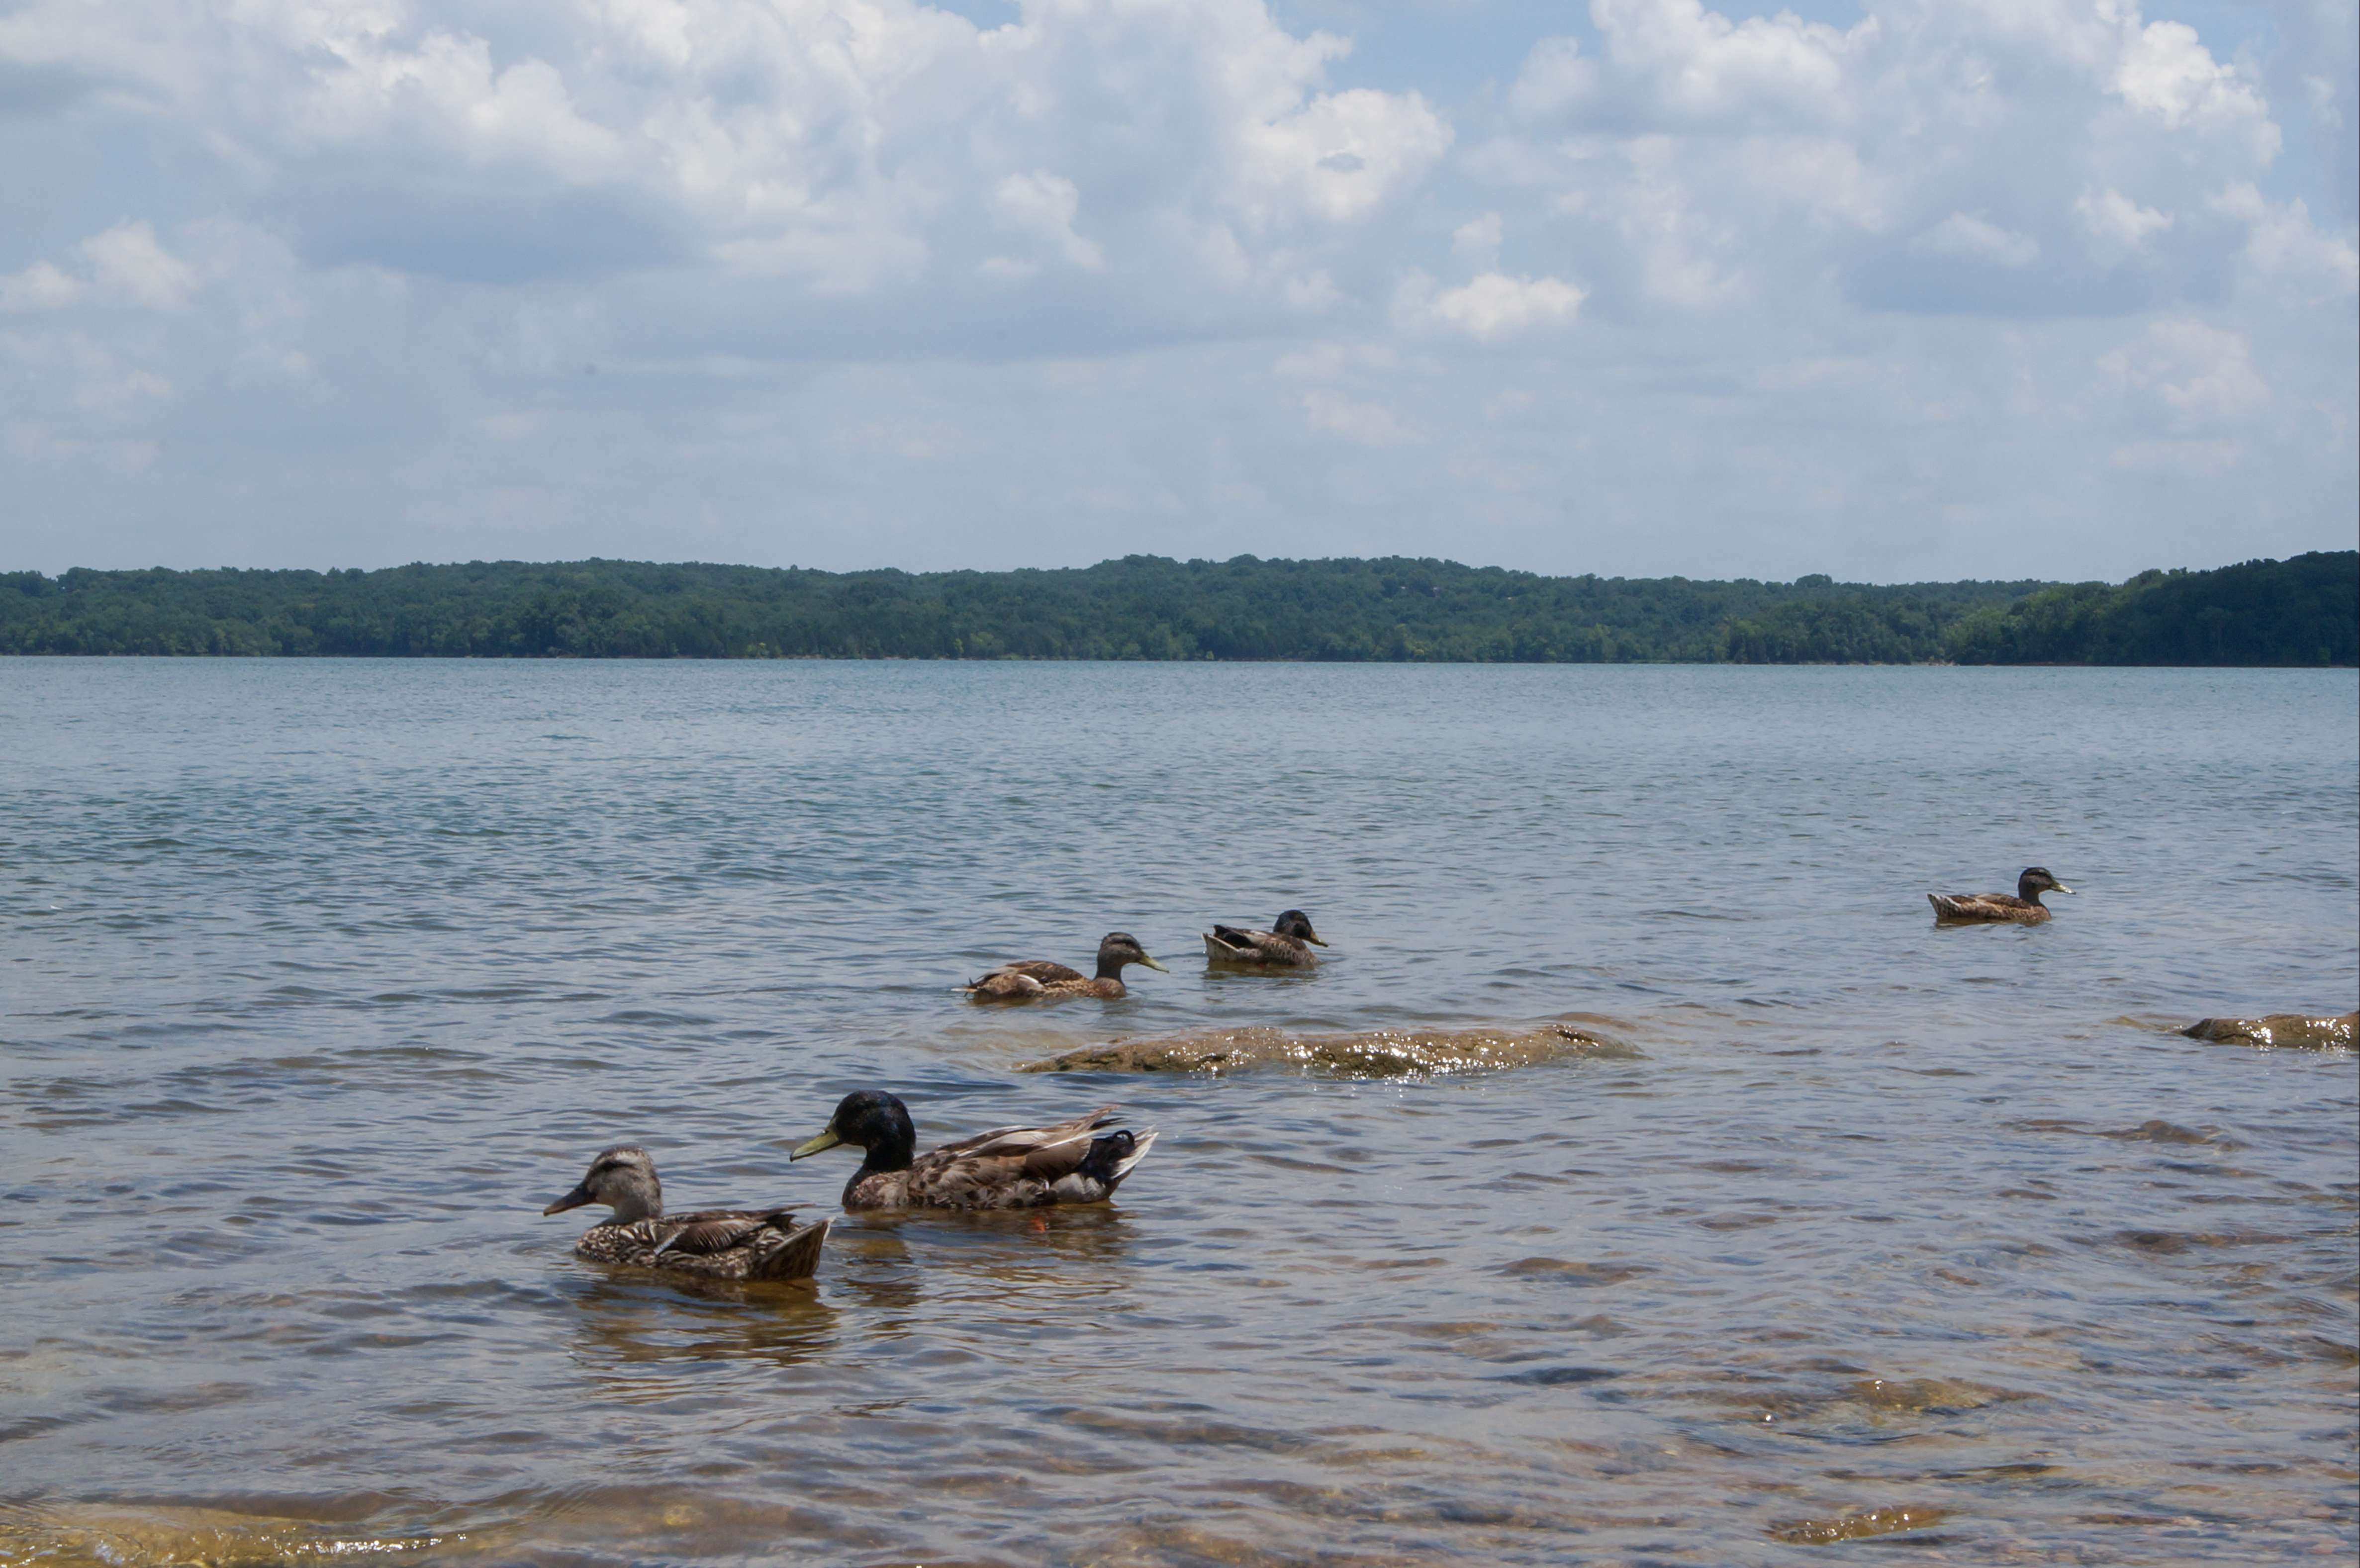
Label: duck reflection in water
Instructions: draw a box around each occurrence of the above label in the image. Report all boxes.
[827,1204,1143,1327]
[562,1274,840,1380]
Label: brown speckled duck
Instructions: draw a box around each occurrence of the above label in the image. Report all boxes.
[1929,867,2074,924]
[789,1091,1156,1211]
[1203,908,1327,968]
[542,1145,830,1281]
[962,932,1168,1000]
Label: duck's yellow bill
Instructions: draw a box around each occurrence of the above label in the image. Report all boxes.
[790,1127,842,1160]
[1138,955,1169,972]
[1304,934,1329,946]
[2052,884,2075,895]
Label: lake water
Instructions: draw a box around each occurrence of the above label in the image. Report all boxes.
[1,659,2354,1567]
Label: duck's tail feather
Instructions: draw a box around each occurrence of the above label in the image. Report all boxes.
[750,1216,832,1281]
[1083,1128,1156,1193]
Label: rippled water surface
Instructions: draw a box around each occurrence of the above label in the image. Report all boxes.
[2,660,2355,1567]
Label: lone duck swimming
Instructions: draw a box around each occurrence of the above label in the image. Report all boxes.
[542,1145,831,1281]
[1203,908,1327,968]
[790,1091,1157,1210]
[962,932,1167,1000]
[1928,867,2075,924]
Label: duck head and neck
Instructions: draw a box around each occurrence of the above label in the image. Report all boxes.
[1272,910,1328,946]
[1094,932,1168,981]
[792,1090,917,1203]
[2016,867,2073,905]
[543,1145,664,1225]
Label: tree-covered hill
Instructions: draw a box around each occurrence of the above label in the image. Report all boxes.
[0,552,2349,665]
[1943,553,2358,666]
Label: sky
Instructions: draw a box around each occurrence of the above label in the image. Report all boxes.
[1,0,2354,583]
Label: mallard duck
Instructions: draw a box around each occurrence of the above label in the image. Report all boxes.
[789,1091,1157,1210]
[1928,867,2074,924]
[541,1145,831,1281]
[962,932,1167,1000]
[1203,908,1327,967]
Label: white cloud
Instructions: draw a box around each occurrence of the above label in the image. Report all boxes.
[2109,437,2244,473]
[2099,318,2271,425]
[984,171,1105,279]
[2075,188,2173,257]
[1302,388,1417,446]
[2210,184,2360,303]
[2114,21,2268,130]
[0,262,82,313]
[1428,273,1587,341]
[1511,0,1870,131]
[1452,213,1503,271]
[1916,213,2041,268]
[0,223,197,312]
[81,223,198,309]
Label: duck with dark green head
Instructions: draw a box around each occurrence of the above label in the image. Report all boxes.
[961,932,1167,1000]
[1929,867,2075,924]
[790,1091,1157,1210]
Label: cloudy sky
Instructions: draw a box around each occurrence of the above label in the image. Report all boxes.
[3,0,2354,581]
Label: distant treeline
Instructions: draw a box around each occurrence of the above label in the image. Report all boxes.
[1,552,2351,665]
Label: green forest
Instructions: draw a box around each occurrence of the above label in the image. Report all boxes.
[1,551,2351,665]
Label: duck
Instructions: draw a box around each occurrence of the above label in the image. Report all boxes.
[961,932,1168,1000]
[1928,867,2074,924]
[789,1091,1157,1210]
[1203,908,1327,968]
[541,1145,831,1281]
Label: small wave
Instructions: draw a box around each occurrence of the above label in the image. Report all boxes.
[0,1502,463,1566]
[1018,1020,1641,1078]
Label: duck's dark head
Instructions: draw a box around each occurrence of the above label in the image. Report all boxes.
[1095,932,1168,979]
[2017,867,2074,901]
[1273,910,1327,946]
[544,1144,663,1224]
[792,1090,917,1171]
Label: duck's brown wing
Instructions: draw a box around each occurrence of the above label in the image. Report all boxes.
[1003,960,1087,983]
[1209,925,1308,964]
[656,1207,804,1257]
[895,1107,1121,1207]
[1929,893,2035,921]
[910,1120,1156,1208]
[926,1106,1119,1162]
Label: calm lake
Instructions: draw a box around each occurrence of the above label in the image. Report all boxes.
[1,659,2354,1566]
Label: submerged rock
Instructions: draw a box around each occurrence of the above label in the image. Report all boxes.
[1767,1505,1946,1545]
[2181,1011,2356,1049]
[1018,1020,1639,1078]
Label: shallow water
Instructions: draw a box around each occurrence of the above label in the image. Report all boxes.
[1,660,2354,1567]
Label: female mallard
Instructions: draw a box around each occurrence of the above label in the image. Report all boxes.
[1203,908,1327,968]
[789,1091,1156,1210]
[1929,867,2074,924]
[962,932,1167,1000]
[542,1145,831,1281]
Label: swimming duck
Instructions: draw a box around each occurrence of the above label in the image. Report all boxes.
[1203,908,1327,968]
[1928,867,2074,924]
[541,1145,831,1281]
[789,1091,1157,1210]
[962,932,1168,1000]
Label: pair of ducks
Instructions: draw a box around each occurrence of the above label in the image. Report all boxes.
[541,1091,1157,1283]
[960,910,1328,1000]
